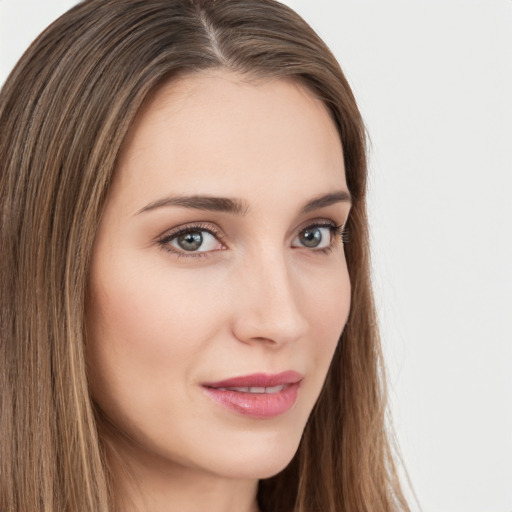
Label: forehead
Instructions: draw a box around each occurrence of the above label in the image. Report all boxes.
[112,70,346,210]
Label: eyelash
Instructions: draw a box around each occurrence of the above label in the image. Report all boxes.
[157,221,348,260]
[157,222,225,259]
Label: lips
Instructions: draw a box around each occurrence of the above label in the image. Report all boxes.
[202,371,303,419]
[204,370,303,389]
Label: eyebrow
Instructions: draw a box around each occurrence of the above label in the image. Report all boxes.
[137,190,352,215]
[299,190,352,214]
[137,195,248,215]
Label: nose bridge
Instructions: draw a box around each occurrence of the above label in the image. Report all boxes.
[231,245,307,345]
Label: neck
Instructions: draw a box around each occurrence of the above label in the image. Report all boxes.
[104,433,261,512]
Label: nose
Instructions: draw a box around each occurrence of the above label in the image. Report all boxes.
[230,248,309,347]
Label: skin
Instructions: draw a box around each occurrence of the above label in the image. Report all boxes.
[86,70,352,512]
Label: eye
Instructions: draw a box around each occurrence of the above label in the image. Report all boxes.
[158,224,225,256]
[292,224,338,250]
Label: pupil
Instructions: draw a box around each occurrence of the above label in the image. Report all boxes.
[301,228,322,248]
[178,231,203,251]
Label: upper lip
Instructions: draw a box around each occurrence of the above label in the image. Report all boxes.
[203,371,303,388]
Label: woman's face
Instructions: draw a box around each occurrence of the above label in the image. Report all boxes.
[87,71,351,482]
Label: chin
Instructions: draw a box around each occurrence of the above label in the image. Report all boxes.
[206,448,298,481]
[194,422,304,480]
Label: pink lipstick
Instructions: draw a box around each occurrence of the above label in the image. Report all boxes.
[202,371,302,419]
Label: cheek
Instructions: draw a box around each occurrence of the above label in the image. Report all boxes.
[85,251,227,418]
[90,242,225,337]
[325,268,351,342]
[325,267,350,333]
[306,254,350,329]
[298,257,350,389]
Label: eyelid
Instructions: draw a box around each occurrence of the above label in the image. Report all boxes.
[292,219,343,244]
[292,219,344,250]
[156,222,226,259]
[294,217,344,238]
[156,216,348,259]
[295,214,344,230]
[157,221,224,241]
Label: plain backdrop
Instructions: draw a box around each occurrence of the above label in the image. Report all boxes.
[1,1,511,511]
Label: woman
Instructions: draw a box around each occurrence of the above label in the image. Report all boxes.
[0,0,409,511]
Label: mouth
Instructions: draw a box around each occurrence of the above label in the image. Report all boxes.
[202,371,303,419]
[211,384,287,393]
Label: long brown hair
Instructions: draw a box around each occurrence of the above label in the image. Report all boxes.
[0,1,409,510]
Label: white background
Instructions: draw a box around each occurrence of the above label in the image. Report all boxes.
[1,1,511,511]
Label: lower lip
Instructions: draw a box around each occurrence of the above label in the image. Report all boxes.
[202,383,300,419]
